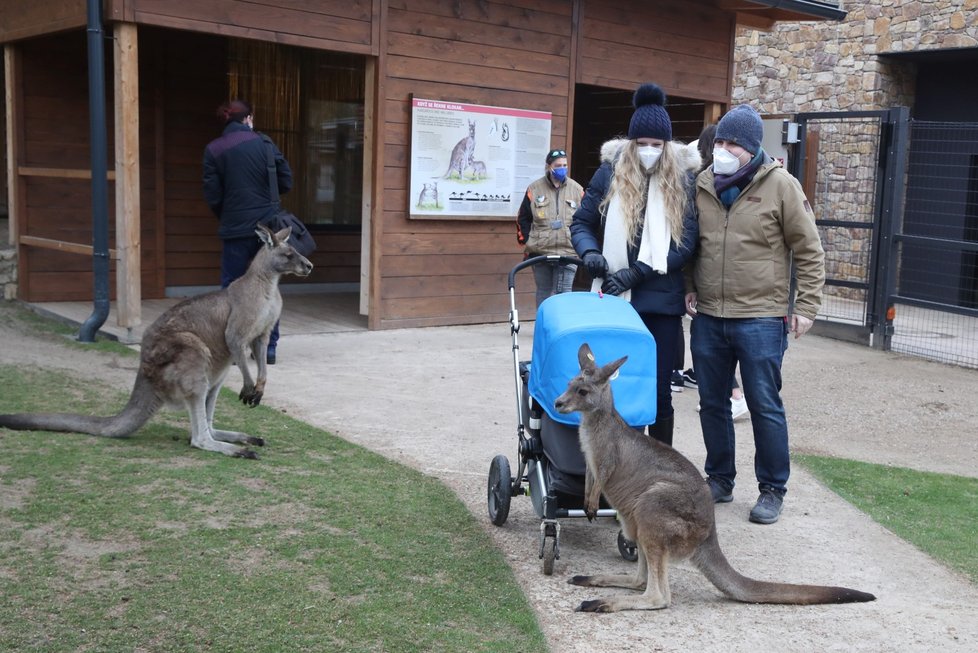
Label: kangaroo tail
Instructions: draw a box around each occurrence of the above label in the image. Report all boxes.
[692,525,876,605]
[0,373,162,439]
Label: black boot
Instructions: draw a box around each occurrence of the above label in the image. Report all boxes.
[647,414,674,447]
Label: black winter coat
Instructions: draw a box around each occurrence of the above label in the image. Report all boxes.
[202,121,293,240]
[570,141,699,316]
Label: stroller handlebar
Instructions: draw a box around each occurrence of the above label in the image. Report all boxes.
[508,255,583,290]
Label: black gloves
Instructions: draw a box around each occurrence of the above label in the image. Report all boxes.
[601,264,648,296]
[582,251,609,279]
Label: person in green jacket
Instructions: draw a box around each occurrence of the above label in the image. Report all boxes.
[516,148,584,307]
[685,104,825,525]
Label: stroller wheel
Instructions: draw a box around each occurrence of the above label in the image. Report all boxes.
[487,455,513,526]
[542,535,557,575]
[617,529,638,562]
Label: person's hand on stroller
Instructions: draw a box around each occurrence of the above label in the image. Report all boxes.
[601,263,649,296]
[582,250,609,279]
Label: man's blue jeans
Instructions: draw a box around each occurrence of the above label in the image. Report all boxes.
[690,314,789,494]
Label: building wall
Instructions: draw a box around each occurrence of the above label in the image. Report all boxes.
[733,0,978,113]
[375,0,733,328]
[732,0,978,304]
[3,0,740,326]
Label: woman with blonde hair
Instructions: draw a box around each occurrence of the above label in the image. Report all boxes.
[570,82,700,446]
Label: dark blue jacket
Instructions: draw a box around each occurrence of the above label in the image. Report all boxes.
[570,140,699,316]
[202,121,293,240]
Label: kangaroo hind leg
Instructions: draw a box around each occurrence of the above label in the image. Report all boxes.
[204,377,264,448]
[187,394,258,459]
[576,545,671,613]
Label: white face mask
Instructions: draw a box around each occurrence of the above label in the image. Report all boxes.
[637,145,662,171]
[713,147,745,175]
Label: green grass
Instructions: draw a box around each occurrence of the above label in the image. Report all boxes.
[797,454,978,583]
[0,306,547,653]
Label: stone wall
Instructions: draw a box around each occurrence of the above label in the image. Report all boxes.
[732,0,978,303]
[733,0,978,113]
[0,218,15,300]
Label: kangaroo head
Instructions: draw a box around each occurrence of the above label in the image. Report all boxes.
[554,343,627,416]
[255,224,314,278]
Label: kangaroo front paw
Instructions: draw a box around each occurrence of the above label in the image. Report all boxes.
[238,386,264,407]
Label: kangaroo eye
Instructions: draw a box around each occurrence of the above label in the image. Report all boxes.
[577,388,589,397]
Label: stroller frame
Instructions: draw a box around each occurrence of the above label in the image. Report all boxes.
[487,255,639,575]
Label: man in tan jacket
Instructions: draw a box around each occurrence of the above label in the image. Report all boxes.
[685,104,825,525]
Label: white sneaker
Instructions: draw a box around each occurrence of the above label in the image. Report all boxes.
[730,397,749,420]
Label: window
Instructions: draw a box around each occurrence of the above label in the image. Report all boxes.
[228,40,365,229]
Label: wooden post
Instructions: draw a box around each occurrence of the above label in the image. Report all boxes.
[704,101,723,127]
[5,45,20,251]
[114,23,141,329]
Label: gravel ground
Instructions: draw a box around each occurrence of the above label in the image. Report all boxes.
[2,304,976,652]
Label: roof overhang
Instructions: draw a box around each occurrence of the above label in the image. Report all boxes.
[718,0,848,30]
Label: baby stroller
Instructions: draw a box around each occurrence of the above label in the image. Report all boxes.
[487,255,657,575]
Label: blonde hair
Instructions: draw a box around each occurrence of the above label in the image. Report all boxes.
[599,140,688,247]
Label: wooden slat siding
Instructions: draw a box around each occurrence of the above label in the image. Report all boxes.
[128,0,376,55]
[0,0,86,43]
[378,0,577,328]
[578,0,733,102]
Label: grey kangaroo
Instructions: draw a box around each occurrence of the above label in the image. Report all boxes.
[0,224,313,459]
[554,343,876,612]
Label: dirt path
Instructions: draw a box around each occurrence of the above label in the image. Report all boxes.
[2,303,976,652]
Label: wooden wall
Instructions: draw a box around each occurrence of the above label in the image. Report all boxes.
[5,0,741,326]
[375,0,734,328]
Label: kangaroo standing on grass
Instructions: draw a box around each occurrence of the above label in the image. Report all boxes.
[554,343,876,612]
[0,225,312,459]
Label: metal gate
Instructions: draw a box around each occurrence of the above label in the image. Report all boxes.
[791,110,978,369]
[790,108,909,347]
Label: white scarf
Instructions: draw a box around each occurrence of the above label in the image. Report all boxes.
[592,179,671,302]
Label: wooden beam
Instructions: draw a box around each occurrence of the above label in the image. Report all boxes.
[114,22,141,328]
[20,234,118,259]
[18,166,117,180]
[704,101,724,126]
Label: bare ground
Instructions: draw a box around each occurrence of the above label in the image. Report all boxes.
[1,303,976,652]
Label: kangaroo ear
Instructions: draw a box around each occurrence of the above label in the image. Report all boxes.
[256,223,275,247]
[276,226,293,243]
[577,343,596,372]
[597,355,628,383]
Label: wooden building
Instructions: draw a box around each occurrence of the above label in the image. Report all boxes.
[0,0,844,329]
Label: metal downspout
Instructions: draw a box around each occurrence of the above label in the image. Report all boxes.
[78,0,110,342]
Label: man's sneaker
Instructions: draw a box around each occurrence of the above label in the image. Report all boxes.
[681,368,698,388]
[706,477,733,503]
[749,489,784,524]
[670,370,684,392]
[731,396,749,420]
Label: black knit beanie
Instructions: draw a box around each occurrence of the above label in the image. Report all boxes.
[627,83,672,141]
[716,105,764,154]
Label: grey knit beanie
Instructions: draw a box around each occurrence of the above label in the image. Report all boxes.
[715,105,763,154]
[627,83,672,141]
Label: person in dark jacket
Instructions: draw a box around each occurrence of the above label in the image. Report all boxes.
[570,82,700,446]
[203,99,293,364]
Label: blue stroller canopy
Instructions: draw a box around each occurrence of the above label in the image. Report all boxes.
[528,292,657,427]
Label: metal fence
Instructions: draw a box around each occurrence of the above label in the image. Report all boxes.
[889,121,978,369]
[794,113,978,370]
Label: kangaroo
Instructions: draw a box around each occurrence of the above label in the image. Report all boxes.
[436,119,476,179]
[553,343,876,612]
[468,160,487,180]
[0,224,313,459]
